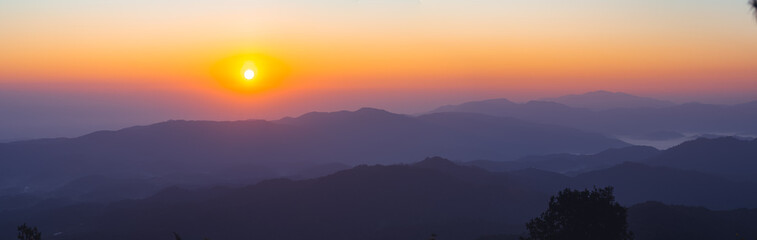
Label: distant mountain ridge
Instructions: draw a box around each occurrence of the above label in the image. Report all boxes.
[541,90,675,110]
[430,92,757,136]
[469,145,661,174]
[0,107,626,193]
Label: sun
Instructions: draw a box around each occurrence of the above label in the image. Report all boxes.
[244,69,255,80]
[240,61,259,81]
[210,53,289,94]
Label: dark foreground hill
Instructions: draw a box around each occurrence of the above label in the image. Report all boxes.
[628,201,757,240]
[0,157,548,240]
[0,108,625,194]
[3,157,757,240]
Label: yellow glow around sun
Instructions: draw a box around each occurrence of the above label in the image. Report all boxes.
[210,53,289,94]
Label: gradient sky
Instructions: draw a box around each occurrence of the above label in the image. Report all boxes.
[1,0,757,139]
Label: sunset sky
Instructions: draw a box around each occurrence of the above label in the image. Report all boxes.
[1,0,757,139]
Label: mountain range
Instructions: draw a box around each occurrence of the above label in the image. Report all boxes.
[431,92,757,137]
[3,156,757,239]
[470,137,757,184]
[0,107,626,194]
[645,137,757,182]
[3,92,757,239]
[468,145,660,174]
[540,90,675,110]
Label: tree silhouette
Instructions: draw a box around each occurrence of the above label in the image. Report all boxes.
[522,187,632,240]
[751,0,757,19]
[17,223,41,240]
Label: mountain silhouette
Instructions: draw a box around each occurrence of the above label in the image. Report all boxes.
[628,201,757,240]
[503,160,757,210]
[572,162,757,210]
[4,157,757,239]
[469,145,660,174]
[0,158,547,240]
[0,108,625,195]
[430,96,757,136]
[646,137,757,182]
[540,91,675,110]
[626,130,685,141]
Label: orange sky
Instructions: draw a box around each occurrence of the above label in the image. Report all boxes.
[1,0,757,138]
